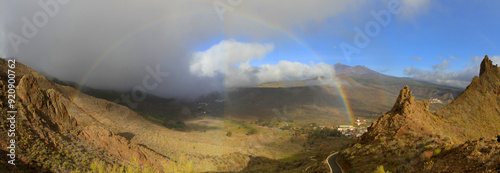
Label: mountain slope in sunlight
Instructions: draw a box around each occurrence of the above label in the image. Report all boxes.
[341,55,500,172]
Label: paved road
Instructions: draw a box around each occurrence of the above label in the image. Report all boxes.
[327,152,343,173]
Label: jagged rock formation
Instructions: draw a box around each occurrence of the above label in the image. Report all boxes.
[436,55,500,141]
[479,55,499,76]
[360,55,500,143]
[342,55,500,172]
[0,59,168,172]
[359,86,439,144]
[17,75,77,133]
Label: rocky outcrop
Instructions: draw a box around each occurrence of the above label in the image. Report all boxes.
[390,85,417,114]
[361,56,500,145]
[479,55,498,76]
[359,85,435,144]
[344,56,500,172]
[435,55,500,141]
[466,55,500,93]
[17,75,76,133]
[79,125,155,166]
[0,59,170,172]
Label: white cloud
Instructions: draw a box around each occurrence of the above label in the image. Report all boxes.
[190,40,335,88]
[256,61,333,83]
[450,55,460,60]
[488,56,500,65]
[432,59,450,71]
[405,56,500,88]
[190,40,274,77]
[410,56,422,61]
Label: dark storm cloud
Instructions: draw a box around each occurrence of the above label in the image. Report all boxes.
[0,0,431,98]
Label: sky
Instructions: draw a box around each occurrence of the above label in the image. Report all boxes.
[1,0,499,99]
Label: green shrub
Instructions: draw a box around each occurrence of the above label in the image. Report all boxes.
[226,131,232,137]
[433,148,441,156]
[247,128,257,135]
[348,155,355,161]
[308,128,341,138]
[373,165,385,173]
[280,124,293,130]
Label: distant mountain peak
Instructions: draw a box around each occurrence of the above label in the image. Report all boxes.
[334,64,381,76]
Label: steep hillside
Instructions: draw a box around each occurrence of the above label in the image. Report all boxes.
[436,55,500,141]
[341,56,500,172]
[1,59,339,172]
[350,75,461,104]
[226,83,396,126]
[0,60,275,172]
[0,59,170,172]
[358,86,440,144]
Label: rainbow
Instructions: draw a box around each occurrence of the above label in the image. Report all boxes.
[227,13,355,125]
[72,10,355,125]
[329,70,356,125]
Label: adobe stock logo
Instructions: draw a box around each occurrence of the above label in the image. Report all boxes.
[6,0,71,53]
[339,0,403,62]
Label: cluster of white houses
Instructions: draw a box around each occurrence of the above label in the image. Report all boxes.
[337,125,354,131]
[428,98,443,104]
[336,119,368,137]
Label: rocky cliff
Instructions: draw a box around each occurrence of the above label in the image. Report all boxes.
[342,55,500,172]
[359,85,440,144]
[435,55,500,141]
[0,59,168,172]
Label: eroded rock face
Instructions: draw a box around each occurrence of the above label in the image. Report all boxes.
[479,55,499,76]
[12,73,167,170]
[435,55,500,140]
[359,85,433,144]
[17,75,76,132]
[390,85,415,114]
[345,56,500,172]
[79,125,151,165]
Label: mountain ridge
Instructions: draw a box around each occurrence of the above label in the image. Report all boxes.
[334,63,382,76]
[0,59,170,172]
[341,55,500,172]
